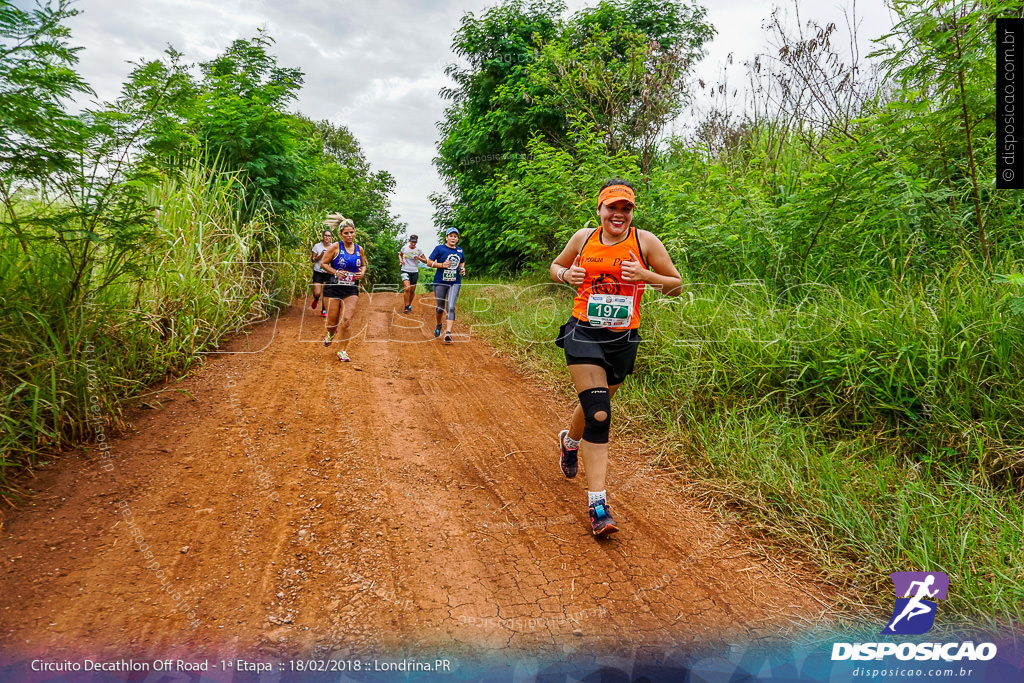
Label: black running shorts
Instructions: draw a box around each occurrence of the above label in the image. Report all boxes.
[556,316,641,386]
[312,270,332,284]
[324,282,359,300]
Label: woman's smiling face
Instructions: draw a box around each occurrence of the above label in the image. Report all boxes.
[598,199,634,236]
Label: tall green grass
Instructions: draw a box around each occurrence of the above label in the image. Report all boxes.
[462,271,1024,628]
[0,162,304,498]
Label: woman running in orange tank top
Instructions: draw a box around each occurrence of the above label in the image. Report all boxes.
[550,179,682,537]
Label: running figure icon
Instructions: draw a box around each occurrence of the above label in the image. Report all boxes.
[886,575,938,631]
[882,571,949,635]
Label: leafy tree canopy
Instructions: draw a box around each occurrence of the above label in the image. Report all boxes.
[433,0,714,273]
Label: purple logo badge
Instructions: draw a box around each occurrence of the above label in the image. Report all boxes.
[882,572,949,635]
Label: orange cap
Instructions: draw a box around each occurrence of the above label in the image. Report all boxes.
[598,184,636,209]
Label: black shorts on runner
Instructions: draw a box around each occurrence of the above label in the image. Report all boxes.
[324,282,359,300]
[401,271,419,285]
[556,316,641,386]
[312,270,332,284]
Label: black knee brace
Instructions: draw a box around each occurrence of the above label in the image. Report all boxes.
[579,387,611,444]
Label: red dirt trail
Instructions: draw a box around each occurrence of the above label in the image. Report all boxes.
[1,291,835,663]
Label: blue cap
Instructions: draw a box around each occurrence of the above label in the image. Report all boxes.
[445,227,460,235]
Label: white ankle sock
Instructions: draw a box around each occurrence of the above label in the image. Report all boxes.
[563,433,581,449]
[588,490,606,506]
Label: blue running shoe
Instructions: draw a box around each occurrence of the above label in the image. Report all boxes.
[589,501,618,537]
[558,430,578,478]
[434,325,442,338]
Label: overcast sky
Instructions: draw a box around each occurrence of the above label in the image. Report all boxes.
[56,0,895,252]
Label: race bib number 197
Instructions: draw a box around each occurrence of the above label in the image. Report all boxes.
[586,293,632,327]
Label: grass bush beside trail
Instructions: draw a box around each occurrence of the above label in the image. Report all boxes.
[0,163,305,498]
[462,272,1024,629]
[640,275,1024,472]
[671,403,1024,632]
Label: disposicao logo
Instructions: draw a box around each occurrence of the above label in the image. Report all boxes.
[830,571,997,662]
[882,571,948,635]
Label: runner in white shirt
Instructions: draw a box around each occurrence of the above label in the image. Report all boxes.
[398,235,427,313]
[311,228,332,317]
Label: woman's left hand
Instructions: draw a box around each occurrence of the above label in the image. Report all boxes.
[620,251,647,282]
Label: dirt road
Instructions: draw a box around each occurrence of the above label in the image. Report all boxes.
[1,291,835,663]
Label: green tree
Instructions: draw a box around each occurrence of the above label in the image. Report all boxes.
[1,0,156,306]
[0,0,90,253]
[97,31,311,229]
[195,31,310,223]
[299,117,405,285]
[875,0,1023,267]
[527,0,714,175]
[492,121,639,262]
[108,47,200,171]
[433,0,566,267]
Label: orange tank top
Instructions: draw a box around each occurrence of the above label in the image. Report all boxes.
[570,227,648,330]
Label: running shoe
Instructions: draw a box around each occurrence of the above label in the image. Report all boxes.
[434,325,442,338]
[558,429,579,478]
[405,305,412,313]
[443,332,452,344]
[336,350,350,362]
[311,295,319,309]
[323,332,333,347]
[321,309,327,317]
[589,501,618,537]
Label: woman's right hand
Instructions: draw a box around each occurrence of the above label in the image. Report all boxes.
[565,254,586,286]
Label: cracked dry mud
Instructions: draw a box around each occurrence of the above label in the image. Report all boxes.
[1,292,836,662]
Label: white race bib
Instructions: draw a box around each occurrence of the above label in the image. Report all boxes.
[586,293,633,327]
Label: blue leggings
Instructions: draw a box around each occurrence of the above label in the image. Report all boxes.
[434,283,461,320]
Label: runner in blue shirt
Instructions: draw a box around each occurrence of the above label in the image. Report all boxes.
[320,216,366,362]
[426,228,466,344]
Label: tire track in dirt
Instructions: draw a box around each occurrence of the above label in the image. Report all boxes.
[1,291,836,662]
